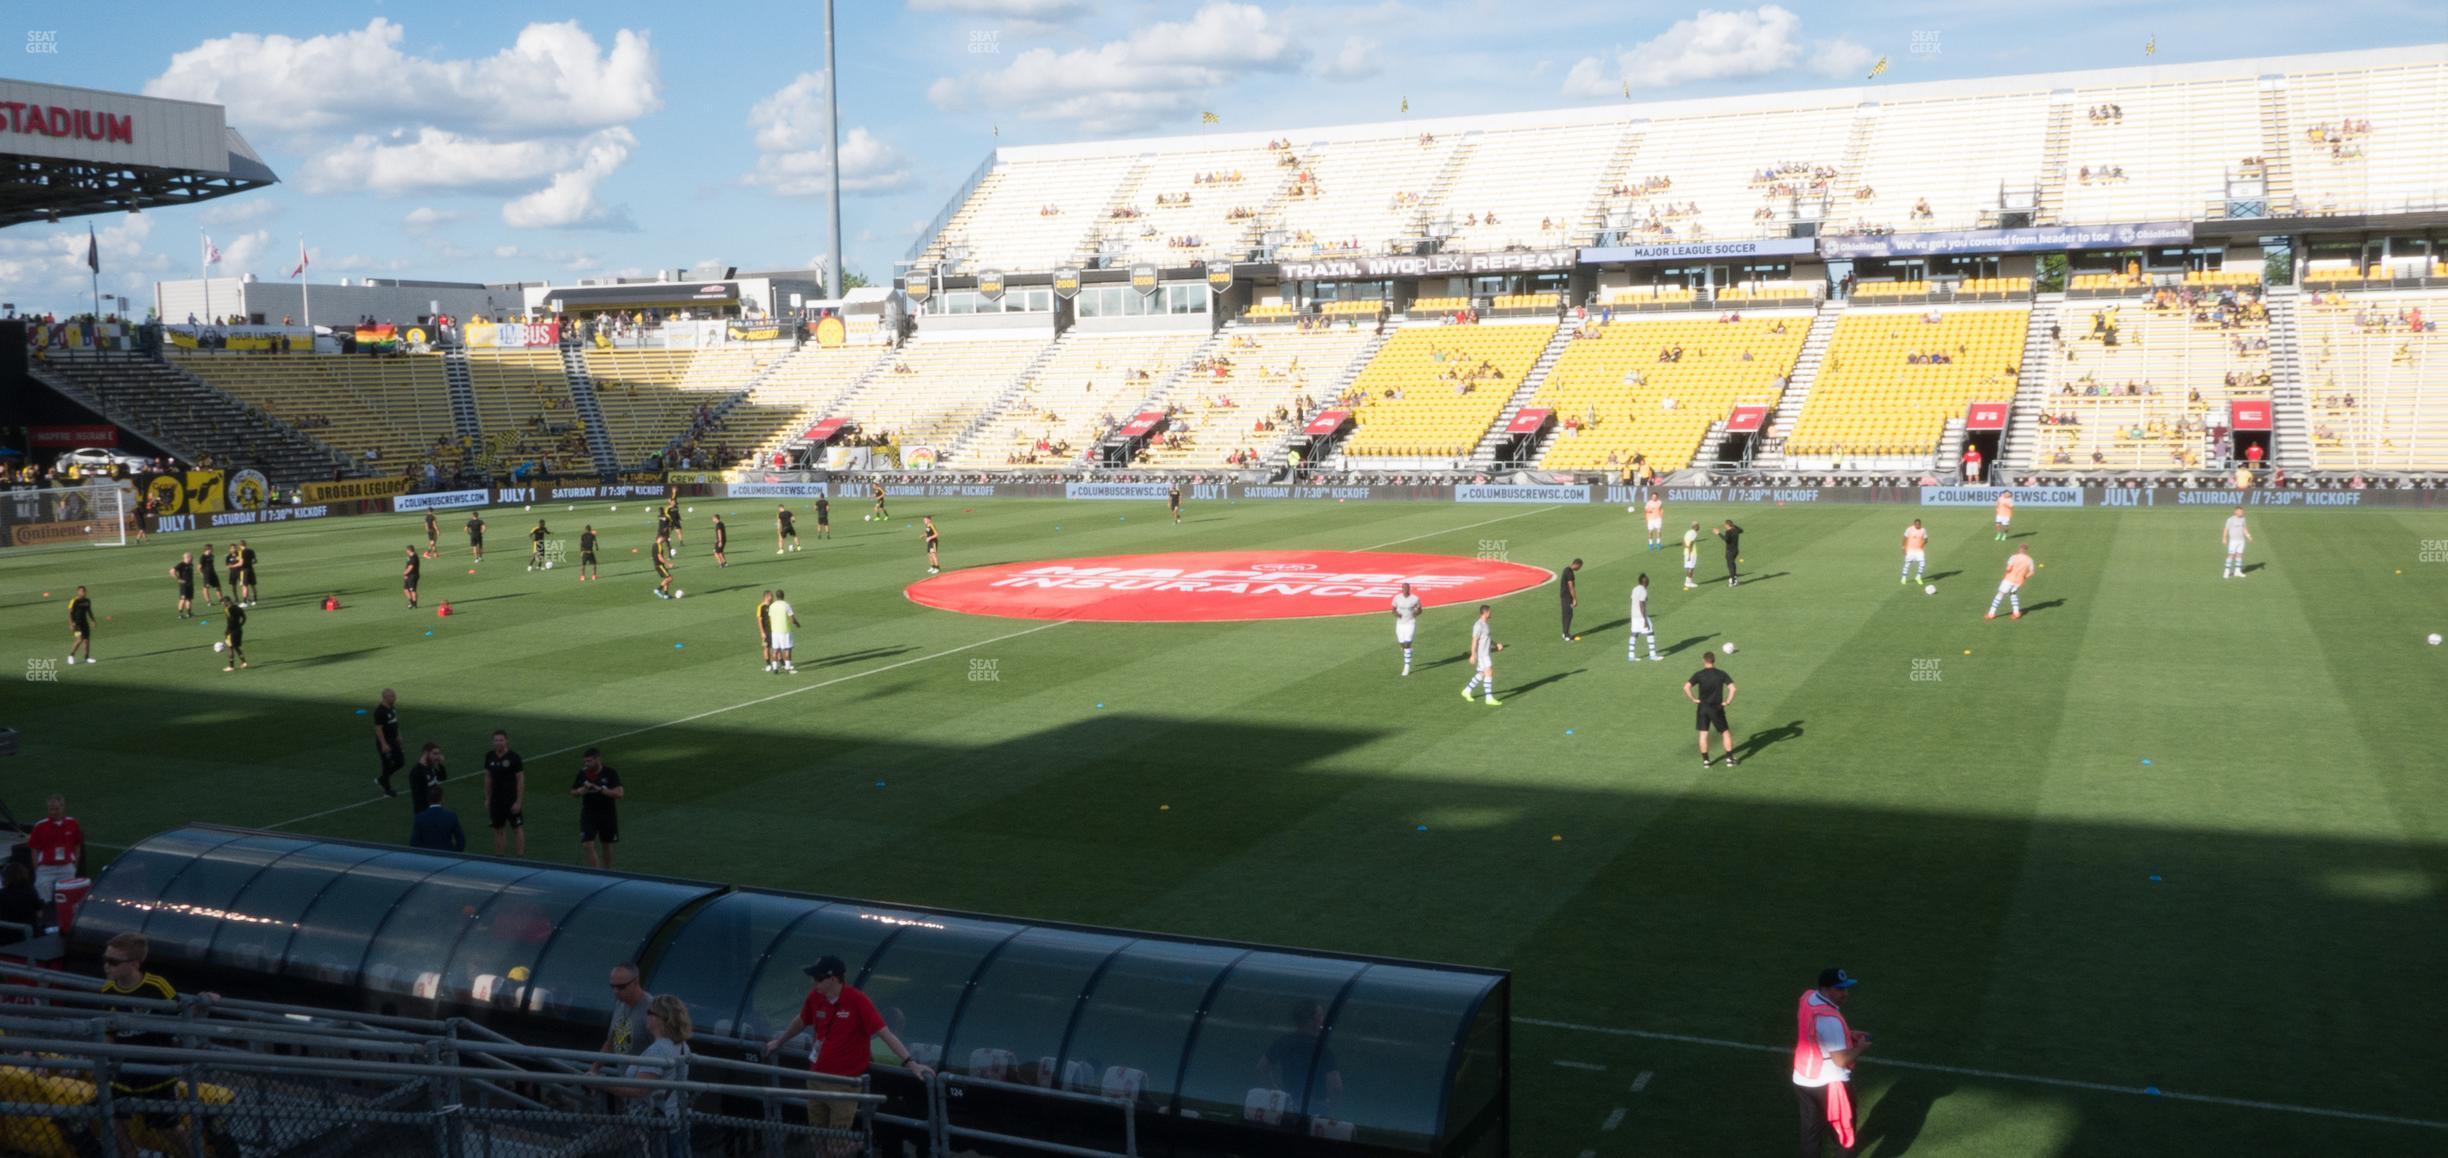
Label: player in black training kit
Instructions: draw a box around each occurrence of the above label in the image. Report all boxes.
[578,525,600,580]
[776,505,799,553]
[1684,651,1739,766]
[170,554,196,618]
[651,534,676,599]
[235,541,260,606]
[1559,558,1583,641]
[402,546,422,608]
[221,602,250,671]
[870,481,889,521]
[711,515,729,566]
[466,514,487,563]
[197,543,225,607]
[923,516,941,575]
[67,586,94,665]
[813,496,831,539]
[483,730,526,857]
[662,496,684,545]
[424,511,440,558]
[527,520,550,570]
[1168,481,1183,524]
[1715,520,1744,588]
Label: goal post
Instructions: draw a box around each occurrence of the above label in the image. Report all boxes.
[0,480,132,551]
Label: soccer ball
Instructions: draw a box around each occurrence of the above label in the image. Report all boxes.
[674,590,685,599]
[2430,633,2443,646]
[1721,642,1737,655]
[1924,584,1937,595]
[213,641,226,653]
[864,514,873,522]
[544,561,555,570]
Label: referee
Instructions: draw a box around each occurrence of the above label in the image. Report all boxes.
[1683,651,1738,767]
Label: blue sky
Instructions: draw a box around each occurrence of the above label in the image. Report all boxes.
[3,1,2439,318]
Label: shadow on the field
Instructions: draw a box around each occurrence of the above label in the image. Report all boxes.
[1738,719,1805,760]
[1502,669,1584,700]
[1659,634,1713,656]
[810,646,919,669]
[2243,562,2266,575]
[1857,1070,1953,1157]
[443,592,536,606]
[1924,570,1962,584]
[2006,531,2038,540]
[2019,599,2067,616]
[1723,571,1790,586]
[1583,618,1629,635]
[272,646,390,669]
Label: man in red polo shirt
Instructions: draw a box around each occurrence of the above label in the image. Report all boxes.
[763,955,933,1150]
[28,794,82,922]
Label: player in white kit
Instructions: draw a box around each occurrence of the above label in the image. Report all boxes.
[1391,583,1424,675]
[1681,523,1701,590]
[1901,519,1930,584]
[1461,604,1503,706]
[1627,573,1661,662]
[2221,506,2253,579]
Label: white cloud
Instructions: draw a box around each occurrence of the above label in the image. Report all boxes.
[298,127,625,196]
[1563,5,1865,96]
[1811,37,1877,80]
[145,18,660,137]
[198,198,283,227]
[930,2,1307,134]
[501,131,637,229]
[0,215,155,311]
[1318,37,1381,81]
[744,75,915,195]
[908,0,1089,17]
[401,206,463,231]
[215,229,276,278]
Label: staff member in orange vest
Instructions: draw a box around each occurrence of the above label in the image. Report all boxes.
[1793,967,1871,1157]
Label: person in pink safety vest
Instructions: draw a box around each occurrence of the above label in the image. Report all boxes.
[1793,967,1871,1157]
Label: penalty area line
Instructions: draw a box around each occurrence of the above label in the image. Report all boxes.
[262,621,1068,832]
[1513,1017,2448,1132]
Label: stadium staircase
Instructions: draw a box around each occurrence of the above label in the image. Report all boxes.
[2035,98,2076,224]
[1578,124,1648,244]
[2257,82,2298,213]
[29,351,348,482]
[2265,284,2312,471]
[1412,138,1480,248]
[942,340,1069,463]
[1080,158,1152,267]
[441,349,482,444]
[1832,111,1878,216]
[663,344,798,462]
[1933,418,1968,476]
[1469,319,1577,470]
[2001,295,2064,469]
[1752,299,1845,471]
[772,347,899,463]
[558,344,623,473]
[1265,327,1389,472]
[1114,326,1228,425]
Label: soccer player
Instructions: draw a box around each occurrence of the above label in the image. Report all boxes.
[373,688,403,798]
[483,729,526,857]
[198,542,225,607]
[236,540,260,606]
[756,591,776,670]
[221,601,249,671]
[424,511,440,558]
[1715,520,1745,588]
[578,525,600,581]
[170,553,196,618]
[1986,543,2036,620]
[1628,572,1661,662]
[813,495,832,539]
[132,494,151,544]
[67,585,94,665]
[571,748,624,869]
[777,504,800,553]
[1901,519,1930,585]
[923,516,941,575]
[1684,651,1738,767]
[655,505,675,547]
[527,519,550,570]
[767,588,799,674]
[467,512,488,563]
[871,480,890,522]
[403,545,422,608]
[2221,506,2252,579]
[1168,480,1183,524]
[651,533,676,599]
[1559,558,1582,641]
[663,495,684,545]
[1993,490,2014,541]
[1644,493,1665,550]
[1681,523,1700,590]
[711,514,729,567]
[1461,604,1504,706]
[1391,582,1423,676]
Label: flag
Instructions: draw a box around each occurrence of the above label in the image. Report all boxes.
[1200,111,1219,124]
[202,233,223,266]
[1401,95,1409,113]
[1622,79,1630,99]
[1867,57,1889,80]
[84,224,99,274]
[288,239,309,279]
[2145,35,2156,56]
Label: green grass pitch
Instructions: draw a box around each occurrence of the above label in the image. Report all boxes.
[5,495,2445,1155]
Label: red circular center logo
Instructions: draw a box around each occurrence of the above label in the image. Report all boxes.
[907,550,1552,623]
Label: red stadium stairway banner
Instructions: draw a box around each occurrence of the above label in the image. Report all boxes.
[909,550,1552,622]
[1725,405,1770,434]
[1505,408,1553,435]
[801,417,848,443]
[2230,399,2272,431]
[1116,411,1168,439]
[1303,409,1352,437]
[1965,401,2010,431]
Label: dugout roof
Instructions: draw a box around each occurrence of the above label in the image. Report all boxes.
[0,78,276,228]
[83,826,1510,1155]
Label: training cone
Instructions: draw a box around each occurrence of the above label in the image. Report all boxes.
[437,603,453,617]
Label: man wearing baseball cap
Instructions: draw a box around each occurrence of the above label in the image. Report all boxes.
[764,955,932,1150]
[1792,967,1870,1157]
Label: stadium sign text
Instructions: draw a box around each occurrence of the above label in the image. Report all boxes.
[1920,486,2085,508]
[206,504,332,528]
[1820,221,2194,260]
[1277,249,1575,281]
[1064,482,1174,501]
[393,489,492,513]
[0,102,133,144]
[547,485,667,501]
[908,550,1552,622]
[728,482,832,499]
[1237,485,1379,500]
[1455,484,1591,504]
[1581,238,1819,263]
[1650,487,1824,504]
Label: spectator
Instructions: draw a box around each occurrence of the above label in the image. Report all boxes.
[764,955,934,1150]
[612,994,696,1157]
[0,862,42,944]
[28,794,81,922]
[408,742,448,813]
[595,962,657,1072]
[572,748,624,869]
[99,933,217,1158]
[410,784,467,852]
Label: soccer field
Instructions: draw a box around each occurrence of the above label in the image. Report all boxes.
[7,495,2447,1155]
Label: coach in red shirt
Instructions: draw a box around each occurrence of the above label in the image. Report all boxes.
[764,955,932,1141]
[28,794,82,919]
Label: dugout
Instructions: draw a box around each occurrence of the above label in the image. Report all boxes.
[77,826,1512,1157]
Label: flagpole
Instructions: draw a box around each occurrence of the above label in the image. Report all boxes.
[301,240,312,350]
[201,233,212,326]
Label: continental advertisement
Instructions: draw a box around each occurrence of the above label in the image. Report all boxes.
[301,476,414,503]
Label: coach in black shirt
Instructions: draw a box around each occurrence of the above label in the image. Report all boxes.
[373,689,404,797]
[1685,652,1739,768]
[1716,520,1744,588]
[1559,558,1582,641]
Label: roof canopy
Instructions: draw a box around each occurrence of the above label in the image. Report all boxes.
[0,79,276,228]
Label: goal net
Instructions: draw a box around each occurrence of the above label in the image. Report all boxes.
[0,480,130,551]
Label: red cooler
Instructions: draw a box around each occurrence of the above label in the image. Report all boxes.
[50,877,91,935]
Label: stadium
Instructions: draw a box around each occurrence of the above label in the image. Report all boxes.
[1,11,2445,1158]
